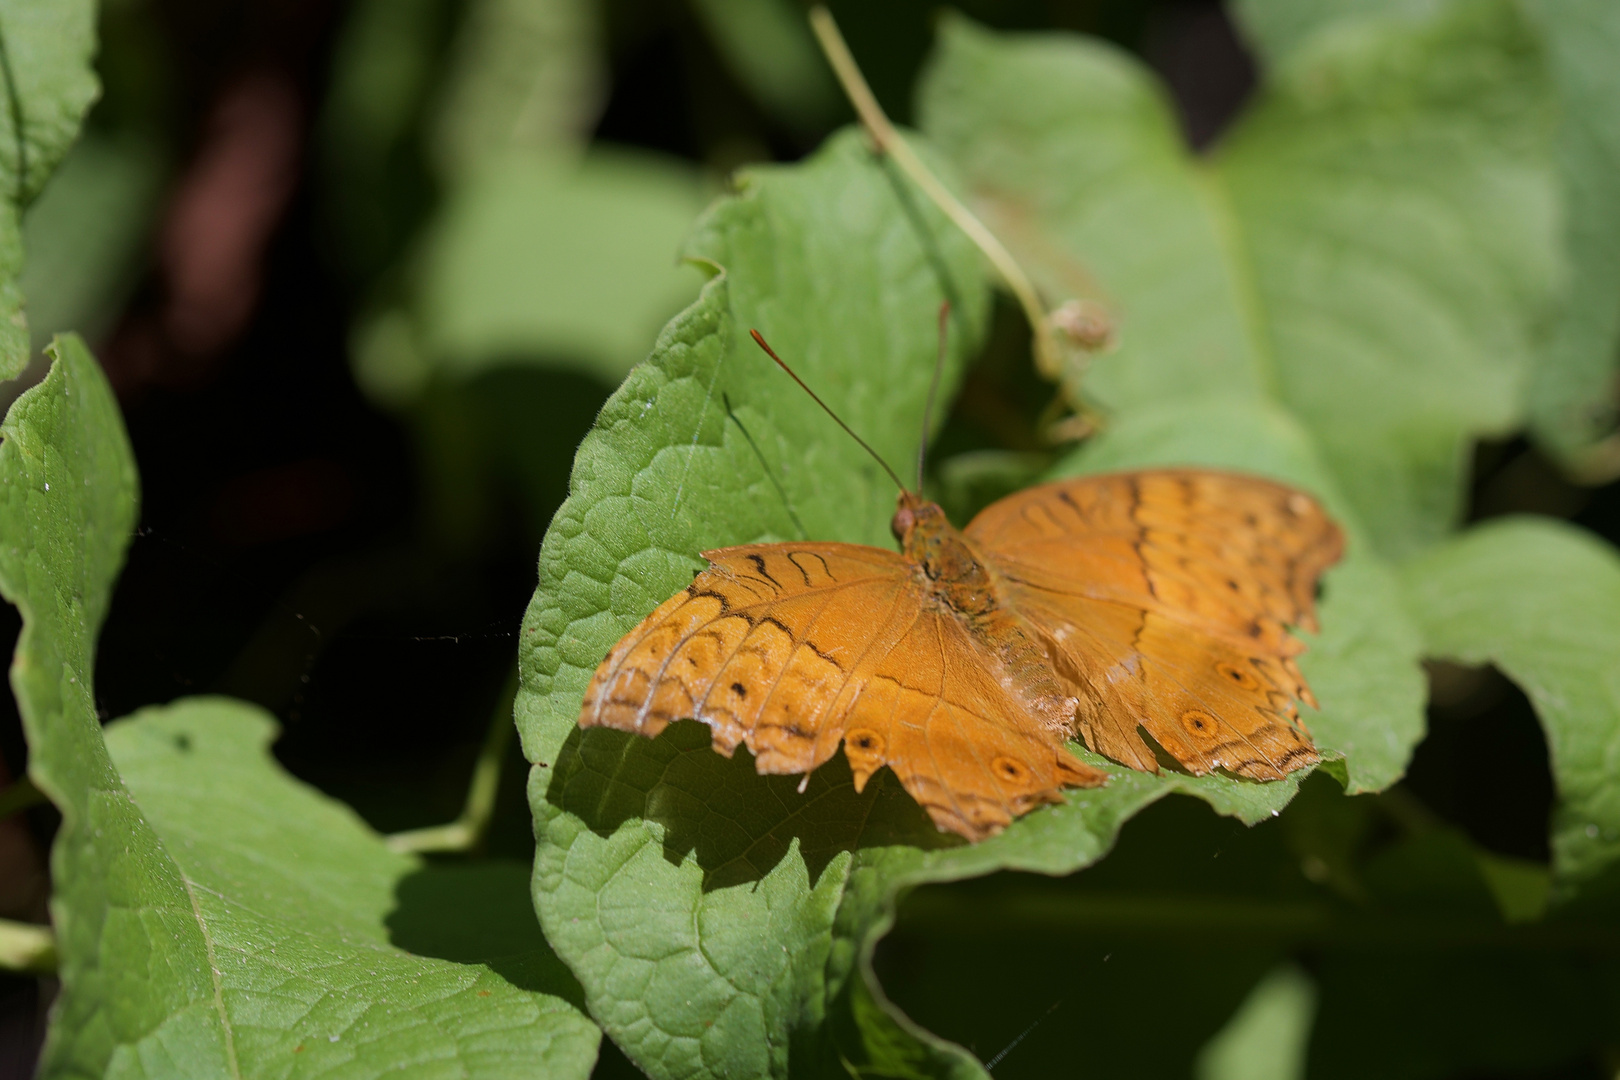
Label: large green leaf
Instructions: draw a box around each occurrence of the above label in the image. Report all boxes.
[1,339,599,1078]
[0,0,98,204]
[1,337,146,1077]
[518,128,1424,1075]
[1234,0,1620,470]
[415,150,708,385]
[1401,518,1620,900]
[353,151,709,405]
[20,132,164,355]
[0,0,99,379]
[1196,965,1316,1080]
[1229,0,1436,62]
[1517,0,1620,464]
[918,0,1561,556]
[103,697,599,1076]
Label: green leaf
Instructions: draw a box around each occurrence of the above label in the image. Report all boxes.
[0,0,99,379]
[2,339,599,1078]
[21,132,164,355]
[1199,965,1317,1080]
[1400,517,1620,900]
[1229,0,1438,64]
[105,699,411,943]
[918,1,1561,556]
[0,0,98,204]
[518,126,1423,1073]
[1,337,139,820]
[427,0,603,180]
[357,150,710,400]
[1520,0,1620,463]
[1234,0,1620,470]
[104,697,598,1070]
[1196,965,1316,1080]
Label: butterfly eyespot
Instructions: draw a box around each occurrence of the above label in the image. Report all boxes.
[845,728,884,757]
[991,756,1029,782]
[1181,709,1217,736]
[1216,662,1259,689]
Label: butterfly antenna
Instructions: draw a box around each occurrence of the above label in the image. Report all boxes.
[917,301,949,492]
[749,329,908,493]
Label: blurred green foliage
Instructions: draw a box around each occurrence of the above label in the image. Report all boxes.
[3,0,1620,1078]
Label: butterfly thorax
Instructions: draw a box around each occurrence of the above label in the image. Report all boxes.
[892,494,999,617]
[892,492,1081,733]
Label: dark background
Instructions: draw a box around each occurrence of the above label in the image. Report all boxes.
[2,0,1616,1076]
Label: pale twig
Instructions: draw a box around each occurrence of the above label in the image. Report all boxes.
[0,919,55,975]
[807,6,1063,382]
[386,670,516,854]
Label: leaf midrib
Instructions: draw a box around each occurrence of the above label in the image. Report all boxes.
[175,866,242,1079]
[1189,157,1281,399]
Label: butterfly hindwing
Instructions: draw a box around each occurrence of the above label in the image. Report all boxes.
[969,470,1341,780]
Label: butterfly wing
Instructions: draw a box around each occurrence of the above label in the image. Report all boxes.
[966,470,1343,779]
[580,541,1106,840]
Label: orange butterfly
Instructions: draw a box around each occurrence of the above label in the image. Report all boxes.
[578,333,1343,840]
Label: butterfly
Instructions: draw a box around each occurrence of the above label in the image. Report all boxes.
[577,334,1344,840]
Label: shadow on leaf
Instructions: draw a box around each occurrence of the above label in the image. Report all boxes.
[387,860,587,1007]
[546,720,958,891]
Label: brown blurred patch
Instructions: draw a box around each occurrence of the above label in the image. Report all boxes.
[208,458,354,547]
[163,73,302,357]
[0,758,47,927]
[0,819,46,927]
[103,71,303,394]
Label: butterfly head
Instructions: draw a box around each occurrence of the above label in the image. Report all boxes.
[890,489,943,546]
[892,490,961,565]
[892,489,997,611]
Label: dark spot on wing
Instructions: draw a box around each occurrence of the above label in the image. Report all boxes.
[686,587,732,613]
[788,549,833,586]
[747,553,782,590]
